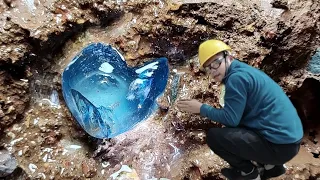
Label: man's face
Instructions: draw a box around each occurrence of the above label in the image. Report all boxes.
[203,52,226,82]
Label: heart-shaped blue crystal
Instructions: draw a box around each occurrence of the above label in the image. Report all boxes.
[61,43,169,139]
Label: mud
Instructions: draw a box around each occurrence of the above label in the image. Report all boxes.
[0,0,320,179]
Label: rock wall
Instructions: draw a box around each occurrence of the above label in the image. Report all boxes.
[260,0,320,81]
[1,0,317,132]
[0,70,29,133]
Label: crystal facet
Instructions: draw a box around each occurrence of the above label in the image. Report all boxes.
[62,43,169,138]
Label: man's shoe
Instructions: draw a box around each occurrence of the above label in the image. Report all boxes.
[261,165,286,180]
[221,167,261,180]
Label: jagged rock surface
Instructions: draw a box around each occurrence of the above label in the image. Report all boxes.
[0,71,29,132]
[260,0,320,80]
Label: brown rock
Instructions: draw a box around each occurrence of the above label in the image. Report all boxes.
[0,0,8,13]
[261,0,320,80]
[0,19,31,64]
[81,158,97,178]
[0,71,29,132]
[187,166,202,180]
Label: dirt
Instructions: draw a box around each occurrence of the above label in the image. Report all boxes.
[0,70,29,133]
[0,0,320,179]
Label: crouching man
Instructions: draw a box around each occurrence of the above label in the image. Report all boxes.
[177,39,303,180]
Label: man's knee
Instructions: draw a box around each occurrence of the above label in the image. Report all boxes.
[206,128,223,151]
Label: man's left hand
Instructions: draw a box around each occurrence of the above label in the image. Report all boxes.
[177,99,203,114]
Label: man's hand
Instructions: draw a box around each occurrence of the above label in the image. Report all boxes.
[177,99,203,114]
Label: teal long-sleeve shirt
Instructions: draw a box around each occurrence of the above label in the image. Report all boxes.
[200,60,303,144]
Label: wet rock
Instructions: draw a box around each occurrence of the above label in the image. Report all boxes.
[0,149,17,177]
[0,0,128,65]
[0,19,30,64]
[0,0,159,134]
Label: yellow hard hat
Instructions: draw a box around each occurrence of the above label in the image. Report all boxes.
[198,39,232,69]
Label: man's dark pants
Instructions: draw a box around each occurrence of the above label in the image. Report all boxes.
[206,127,301,173]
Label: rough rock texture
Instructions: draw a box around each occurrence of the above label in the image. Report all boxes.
[0,70,29,133]
[0,0,115,132]
[0,0,320,179]
[289,76,320,130]
[114,1,272,65]
[0,19,30,64]
[261,0,320,81]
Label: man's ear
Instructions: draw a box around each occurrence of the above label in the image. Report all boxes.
[225,52,233,62]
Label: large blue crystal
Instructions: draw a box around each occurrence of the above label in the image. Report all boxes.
[61,43,169,139]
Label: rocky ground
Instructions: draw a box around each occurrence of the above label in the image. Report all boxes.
[0,0,320,179]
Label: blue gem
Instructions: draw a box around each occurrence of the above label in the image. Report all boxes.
[62,43,169,138]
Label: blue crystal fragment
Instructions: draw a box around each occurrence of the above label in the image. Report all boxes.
[61,43,169,139]
[307,48,320,74]
[170,73,181,105]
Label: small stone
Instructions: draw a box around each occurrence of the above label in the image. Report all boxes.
[43,163,49,168]
[28,164,37,174]
[240,23,255,36]
[17,150,22,156]
[0,149,17,177]
[22,146,30,157]
[81,158,97,178]
[168,3,181,11]
[264,30,276,40]
[76,19,86,24]
[6,105,15,114]
[0,109,4,118]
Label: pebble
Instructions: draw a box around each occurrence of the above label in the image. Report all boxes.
[0,149,17,177]
[81,158,97,178]
[28,163,37,174]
